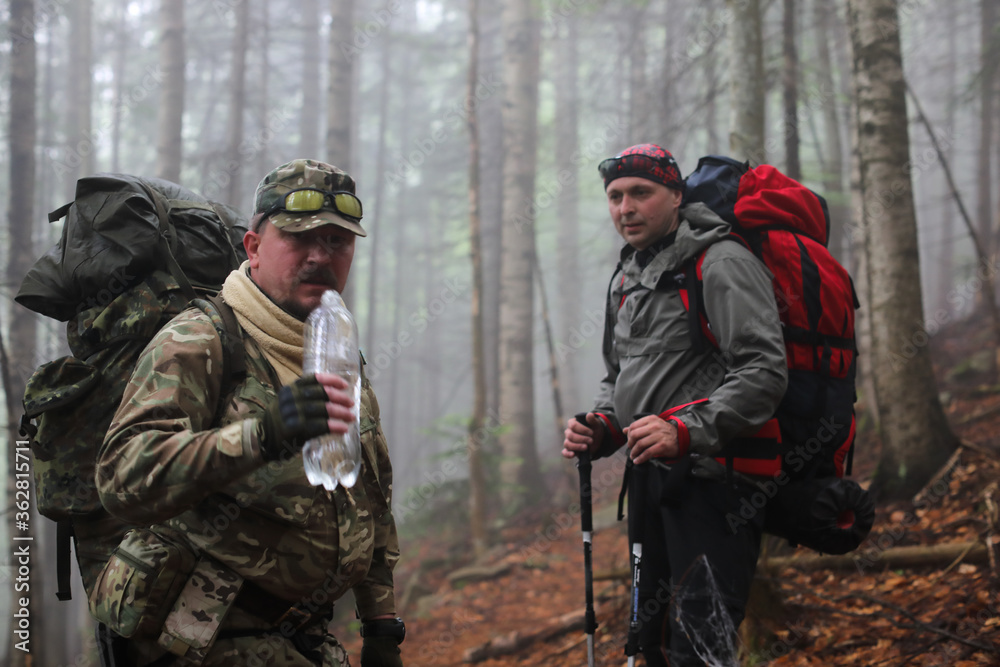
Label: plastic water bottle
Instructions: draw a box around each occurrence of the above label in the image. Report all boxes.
[302,290,362,490]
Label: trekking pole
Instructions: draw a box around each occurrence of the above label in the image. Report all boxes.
[574,414,598,667]
[624,459,647,667]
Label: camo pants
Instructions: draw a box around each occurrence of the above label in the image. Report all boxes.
[126,617,350,667]
[206,632,350,667]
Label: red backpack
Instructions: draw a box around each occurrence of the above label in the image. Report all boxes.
[676,155,860,481]
[678,156,871,554]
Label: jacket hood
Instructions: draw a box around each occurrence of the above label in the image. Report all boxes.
[622,202,732,289]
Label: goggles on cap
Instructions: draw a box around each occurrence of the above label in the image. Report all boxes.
[598,153,672,182]
[262,188,364,222]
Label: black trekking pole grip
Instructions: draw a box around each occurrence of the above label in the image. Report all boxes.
[573,412,598,666]
[574,413,594,533]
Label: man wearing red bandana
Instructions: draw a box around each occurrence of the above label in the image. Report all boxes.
[563,145,787,666]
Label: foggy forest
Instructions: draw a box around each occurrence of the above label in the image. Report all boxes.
[1,0,999,665]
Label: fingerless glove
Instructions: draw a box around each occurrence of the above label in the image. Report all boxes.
[258,375,331,461]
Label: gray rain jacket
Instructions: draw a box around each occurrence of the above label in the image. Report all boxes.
[593,202,788,477]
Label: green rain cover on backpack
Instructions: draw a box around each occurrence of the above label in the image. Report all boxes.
[16,173,248,597]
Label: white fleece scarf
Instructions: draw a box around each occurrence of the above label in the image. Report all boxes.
[221,261,303,386]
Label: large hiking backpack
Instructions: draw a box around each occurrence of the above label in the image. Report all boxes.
[678,156,873,553]
[16,173,249,600]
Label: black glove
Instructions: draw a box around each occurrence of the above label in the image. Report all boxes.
[360,636,402,667]
[360,618,404,667]
[258,375,331,461]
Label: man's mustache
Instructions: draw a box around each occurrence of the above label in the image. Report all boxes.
[297,266,339,290]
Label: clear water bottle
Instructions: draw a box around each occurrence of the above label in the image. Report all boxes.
[302,290,362,490]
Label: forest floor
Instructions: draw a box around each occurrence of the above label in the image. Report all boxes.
[346,314,1000,666]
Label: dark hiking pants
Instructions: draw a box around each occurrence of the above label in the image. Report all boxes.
[632,469,765,667]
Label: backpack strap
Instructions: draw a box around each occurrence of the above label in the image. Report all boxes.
[191,295,247,421]
[655,235,748,352]
[602,261,624,361]
[683,255,707,355]
[55,519,73,601]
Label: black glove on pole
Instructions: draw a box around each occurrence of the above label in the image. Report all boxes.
[258,375,332,461]
[574,413,598,667]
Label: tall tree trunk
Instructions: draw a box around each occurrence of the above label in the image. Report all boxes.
[111,0,130,172]
[657,0,684,145]
[978,0,998,264]
[256,0,272,180]
[326,0,355,170]
[386,4,418,472]
[499,0,544,510]
[223,0,250,207]
[365,34,393,355]
[815,0,848,264]
[848,40,880,432]
[466,0,489,558]
[782,0,801,180]
[479,0,504,422]
[197,51,224,197]
[156,0,185,183]
[38,15,57,232]
[421,208,443,482]
[847,0,957,500]
[555,16,581,416]
[936,3,959,315]
[64,0,94,199]
[727,0,766,163]
[6,1,39,664]
[626,4,649,144]
[327,0,356,306]
[704,27,721,152]
[299,0,322,156]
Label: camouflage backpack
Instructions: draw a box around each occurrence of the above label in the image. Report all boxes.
[15,173,249,601]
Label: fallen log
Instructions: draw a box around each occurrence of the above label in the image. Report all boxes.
[447,562,511,587]
[462,608,585,663]
[761,541,988,573]
[594,541,989,580]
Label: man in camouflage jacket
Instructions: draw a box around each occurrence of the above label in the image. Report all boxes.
[98,160,403,666]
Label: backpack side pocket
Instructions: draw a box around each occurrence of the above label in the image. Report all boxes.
[88,527,198,639]
[22,357,102,518]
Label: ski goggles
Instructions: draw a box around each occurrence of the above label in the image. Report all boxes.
[261,188,364,223]
[598,153,684,190]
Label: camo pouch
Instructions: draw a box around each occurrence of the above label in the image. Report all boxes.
[157,553,244,665]
[89,527,198,639]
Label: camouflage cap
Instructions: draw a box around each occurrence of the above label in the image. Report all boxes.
[253,159,367,237]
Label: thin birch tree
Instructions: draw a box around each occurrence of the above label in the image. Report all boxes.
[727,0,766,163]
[498,0,544,509]
[466,0,489,556]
